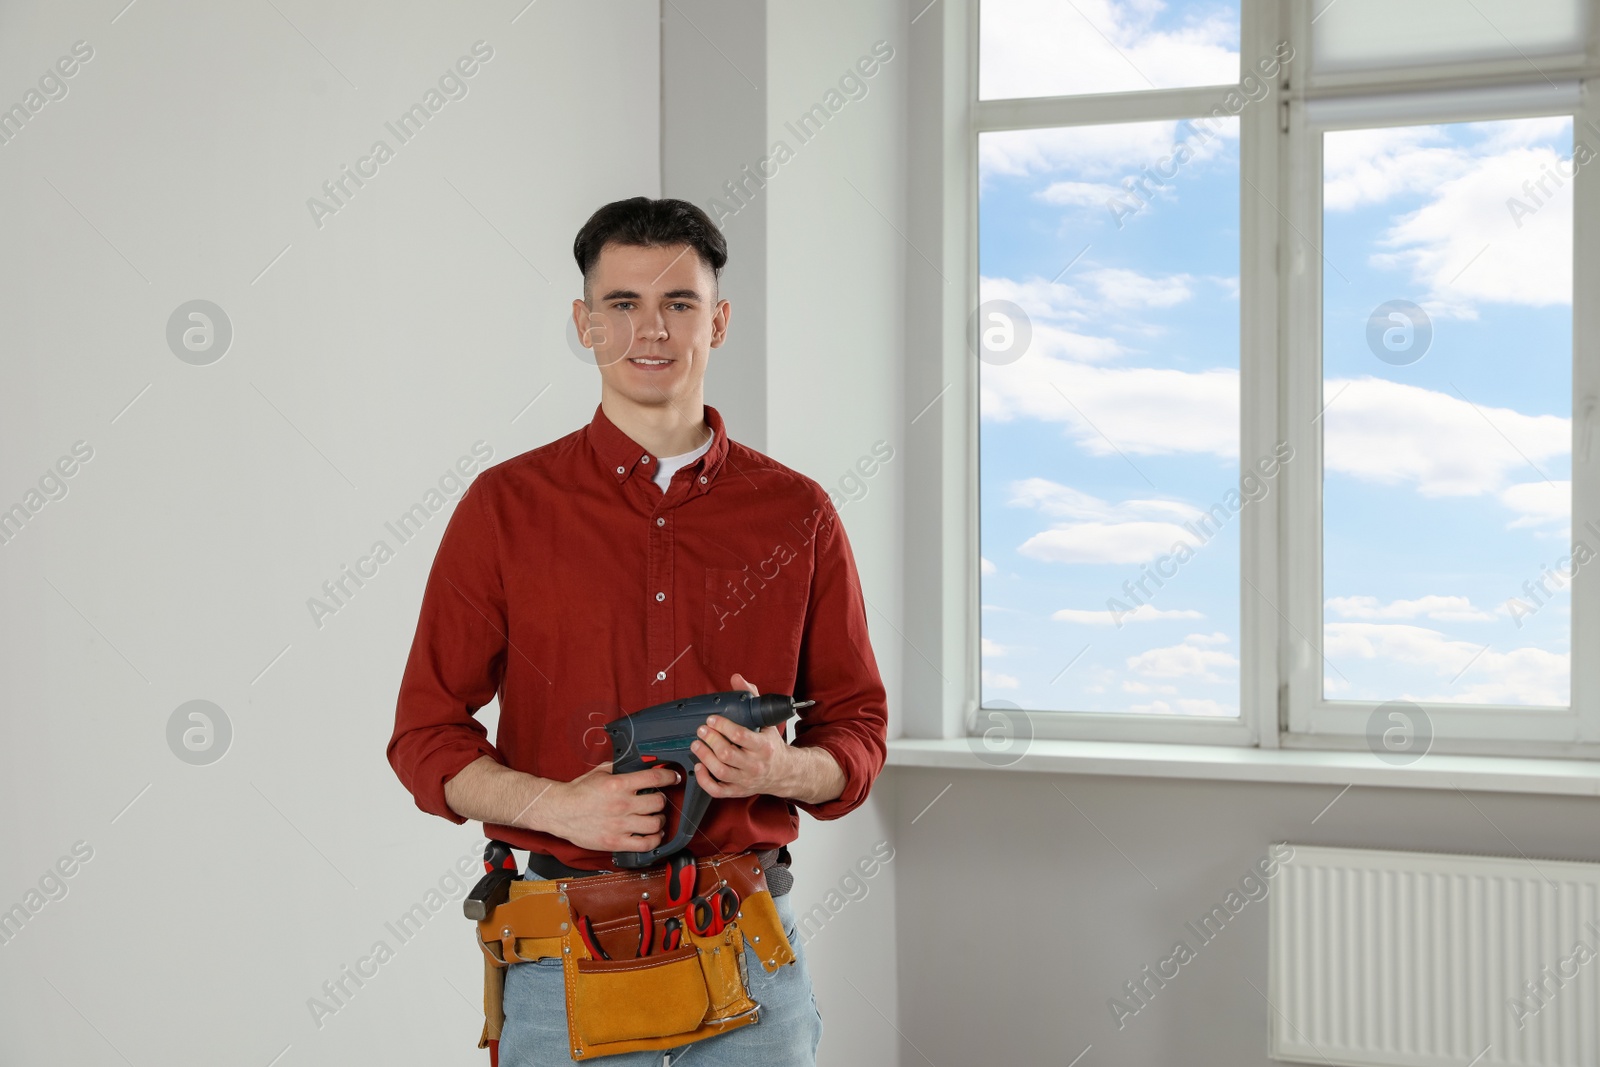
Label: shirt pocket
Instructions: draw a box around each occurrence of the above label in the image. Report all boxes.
[700,566,809,688]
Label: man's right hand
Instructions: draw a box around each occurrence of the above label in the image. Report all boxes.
[535,762,683,854]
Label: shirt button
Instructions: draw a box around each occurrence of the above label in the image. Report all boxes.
[655,592,666,602]
[656,671,667,681]
[616,466,625,475]
[698,475,707,484]
[656,517,665,527]
[642,455,651,464]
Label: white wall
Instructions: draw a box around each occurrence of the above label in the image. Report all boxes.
[892,769,1600,1066]
[765,5,907,1067]
[661,0,769,451]
[0,2,658,1064]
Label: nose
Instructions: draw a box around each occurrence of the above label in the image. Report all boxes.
[636,305,668,342]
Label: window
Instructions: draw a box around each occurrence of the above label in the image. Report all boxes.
[1318,117,1573,711]
[970,0,1600,753]
[1284,5,1598,750]
[978,116,1244,719]
[975,0,1258,742]
[979,0,1240,98]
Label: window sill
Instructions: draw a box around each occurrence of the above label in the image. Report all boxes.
[885,737,1600,798]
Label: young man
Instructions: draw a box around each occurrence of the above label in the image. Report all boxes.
[387,197,889,1065]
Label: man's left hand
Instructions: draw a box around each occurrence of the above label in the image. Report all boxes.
[690,673,796,798]
[692,673,847,805]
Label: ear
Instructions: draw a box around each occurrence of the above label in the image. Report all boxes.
[571,298,594,346]
[709,299,732,348]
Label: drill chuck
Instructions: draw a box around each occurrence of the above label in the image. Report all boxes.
[752,693,814,728]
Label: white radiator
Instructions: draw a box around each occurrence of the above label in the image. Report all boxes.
[1270,845,1600,1067]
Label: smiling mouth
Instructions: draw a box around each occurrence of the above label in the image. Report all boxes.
[629,357,673,366]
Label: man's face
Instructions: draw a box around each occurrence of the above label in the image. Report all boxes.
[573,241,730,412]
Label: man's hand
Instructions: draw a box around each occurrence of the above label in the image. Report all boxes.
[537,762,682,854]
[691,673,846,805]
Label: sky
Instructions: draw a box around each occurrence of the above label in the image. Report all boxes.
[976,0,1575,716]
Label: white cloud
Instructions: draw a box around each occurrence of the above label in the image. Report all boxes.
[1323,119,1574,319]
[1212,274,1241,300]
[1324,377,1568,498]
[1325,595,1493,622]
[982,268,1197,320]
[1011,479,1206,565]
[1123,680,1179,694]
[980,556,997,576]
[1373,146,1571,319]
[977,269,1205,366]
[1127,697,1236,716]
[1323,118,1569,212]
[1038,180,1125,207]
[1175,698,1234,716]
[984,353,1567,536]
[1026,323,1134,365]
[977,269,1241,455]
[1324,622,1567,706]
[1323,126,1472,212]
[1324,622,1458,664]
[982,669,1021,690]
[1052,604,1205,625]
[1009,479,1200,522]
[1500,480,1570,529]
[982,637,1007,657]
[1011,479,1209,566]
[1478,116,1574,154]
[982,350,1239,457]
[1083,267,1196,309]
[1127,633,1237,681]
[980,274,1091,323]
[981,117,1237,186]
[980,0,1238,102]
[1021,521,1194,564]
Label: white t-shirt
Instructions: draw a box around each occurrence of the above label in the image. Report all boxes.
[651,436,713,493]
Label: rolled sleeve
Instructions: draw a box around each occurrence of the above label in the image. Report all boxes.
[789,496,888,821]
[387,478,508,824]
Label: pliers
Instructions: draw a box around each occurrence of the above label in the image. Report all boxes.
[631,851,696,957]
[577,913,610,960]
[661,915,684,951]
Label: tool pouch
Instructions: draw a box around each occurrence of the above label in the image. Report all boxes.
[474,853,796,1061]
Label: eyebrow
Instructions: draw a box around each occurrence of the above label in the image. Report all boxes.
[600,288,703,302]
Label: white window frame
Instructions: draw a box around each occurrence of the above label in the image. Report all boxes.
[1280,3,1600,755]
[920,0,1600,758]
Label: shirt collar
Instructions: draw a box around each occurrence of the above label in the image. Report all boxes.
[588,402,730,493]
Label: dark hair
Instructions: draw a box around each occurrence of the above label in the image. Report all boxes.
[573,197,728,303]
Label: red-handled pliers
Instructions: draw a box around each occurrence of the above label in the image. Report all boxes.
[665,851,696,908]
[577,913,610,960]
[637,901,654,957]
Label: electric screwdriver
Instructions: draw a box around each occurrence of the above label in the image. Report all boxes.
[607,689,814,868]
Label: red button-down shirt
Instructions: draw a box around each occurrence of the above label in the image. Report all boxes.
[387,403,888,868]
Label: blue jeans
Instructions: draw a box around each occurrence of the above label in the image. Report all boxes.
[498,878,823,1066]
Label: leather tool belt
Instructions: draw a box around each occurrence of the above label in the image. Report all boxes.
[474,851,797,1060]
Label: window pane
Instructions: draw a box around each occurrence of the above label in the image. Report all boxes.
[1312,0,1587,75]
[980,0,1240,100]
[1320,118,1574,707]
[978,118,1242,715]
